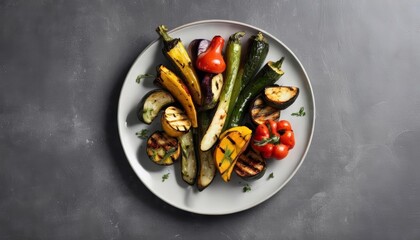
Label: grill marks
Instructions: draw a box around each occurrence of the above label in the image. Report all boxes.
[234,149,266,179]
[162,106,192,136]
[146,131,181,165]
[250,95,280,125]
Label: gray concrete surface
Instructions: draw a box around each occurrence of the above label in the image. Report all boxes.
[1,0,419,239]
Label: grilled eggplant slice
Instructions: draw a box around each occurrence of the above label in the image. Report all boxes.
[138,89,175,124]
[161,106,192,137]
[146,131,181,165]
[234,148,266,180]
[178,131,197,185]
[201,73,224,110]
[263,85,299,110]
[250,94,281,125]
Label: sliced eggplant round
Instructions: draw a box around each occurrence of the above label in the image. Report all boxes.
[249,94,281,125]
[138,89,175,124]
[234,148,266,180]
[201,73,224,110]
[161,106,192,137]
[146,131,181,165]
[263,85,299,110]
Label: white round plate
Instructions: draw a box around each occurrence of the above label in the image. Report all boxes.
[118,20,315,215]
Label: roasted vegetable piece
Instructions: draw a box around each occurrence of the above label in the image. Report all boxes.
[234,148,266,180]
[214,126,252,182]
[161,106,191,137]
[187,39,210,63]
[179,131,197,185]
[226,57,285,128]
[223,32,269,131]
[138,89,175,124]
[196,111,216,191]
[251,119,295,160]
[146,131,181,165]
[263,85,299,110]
[156,25,202,106]
[196,36,226,74]
[155,65,198,128]
[240,32,270,90]
[200,31,245,151]
[250,94,280,125]
[201,73,224,110]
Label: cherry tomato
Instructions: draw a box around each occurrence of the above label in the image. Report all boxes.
[272,144,289,160]
[276,120,292,131]
[280,130,295,149]
[254,143,274,159]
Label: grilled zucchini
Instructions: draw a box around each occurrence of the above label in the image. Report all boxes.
[249,94,280,125]
[263,85,299,110]
[179,131,197,185]
[234,148,266,180]
[161,106,191,138]
[146,131,181,165]
[196,111,216,191]
[138,89,175,124]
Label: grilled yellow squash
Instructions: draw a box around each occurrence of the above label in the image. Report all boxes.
[155,65,198,128]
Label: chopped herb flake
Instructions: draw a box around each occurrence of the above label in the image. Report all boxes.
[243,183,251,192]
[136,129,148,139]
[268,172,274,180]
[291,107,306,117]
[136,73,155,83]
[162,173,170,182]
[161,147,177,162]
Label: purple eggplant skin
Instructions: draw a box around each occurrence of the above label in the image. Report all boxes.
[200,73,223,110]
[187,39,211,65]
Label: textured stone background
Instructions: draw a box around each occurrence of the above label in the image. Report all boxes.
[1,0,419,239]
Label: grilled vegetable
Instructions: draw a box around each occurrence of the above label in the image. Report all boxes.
[214,126,252,182]
[138,89,175,124]
[263,85,299,110]
[146,131,181,165]
[234,148,266,180]
[156,25,202,106]
[161,106,191,137]
[250,94,280,125]
[196,111,216,191]
[155,65,198,128]
[251,120,295,160]
[200,31,245,151]
[187,39,210,63]
[196,36,226,74]
[179,131,197,185]
[201,73,224,110]
[226,57,285,128]
[240,32,269,90]
[223,32,269,131]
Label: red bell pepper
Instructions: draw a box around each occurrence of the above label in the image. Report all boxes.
[251,120,295,160]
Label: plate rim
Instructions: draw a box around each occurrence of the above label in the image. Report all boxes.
[117,19,316,215]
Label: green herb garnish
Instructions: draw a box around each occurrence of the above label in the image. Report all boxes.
[136,129,148,139]
[162,173,170,182]
[268,172,274,180]
[291,107,306,117]
[161,147,177,162]
[219,147,233,167]
[243,183,251,192]
[136,73,155,83]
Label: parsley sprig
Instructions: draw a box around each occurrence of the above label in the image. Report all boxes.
[291,107,306,117]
